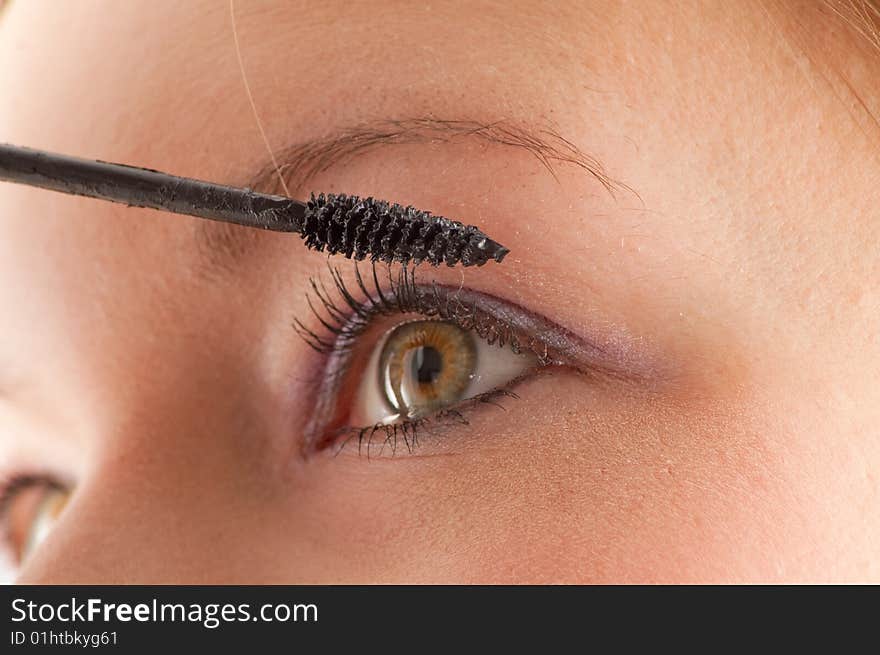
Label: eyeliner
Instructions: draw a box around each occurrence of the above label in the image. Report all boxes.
[0,143,509,267]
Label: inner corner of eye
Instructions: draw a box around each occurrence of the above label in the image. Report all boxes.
[348,318,536,428]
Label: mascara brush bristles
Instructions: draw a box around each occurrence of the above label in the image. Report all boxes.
[300,193,509,267]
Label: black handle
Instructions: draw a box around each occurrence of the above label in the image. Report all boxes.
[0,143,304,232]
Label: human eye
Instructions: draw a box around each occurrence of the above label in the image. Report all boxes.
[0,474,71,569]
[294,263,605,457]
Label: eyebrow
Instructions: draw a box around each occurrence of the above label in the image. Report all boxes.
[250,118,617,194]
[195,117,622,270]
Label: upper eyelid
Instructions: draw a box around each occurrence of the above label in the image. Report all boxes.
[295,263,553,361]
[294,262,652,382]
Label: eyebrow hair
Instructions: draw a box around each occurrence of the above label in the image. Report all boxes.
[250,118,618,195]
[195,117,623,270]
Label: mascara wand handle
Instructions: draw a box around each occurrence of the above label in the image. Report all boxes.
[0,143,305,232]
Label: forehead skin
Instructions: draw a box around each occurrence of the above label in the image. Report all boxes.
[0,0,878,582]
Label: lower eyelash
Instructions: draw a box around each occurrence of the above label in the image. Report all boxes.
[325,387,522,458]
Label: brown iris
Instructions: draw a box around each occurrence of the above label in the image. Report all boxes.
[379,320,477,419]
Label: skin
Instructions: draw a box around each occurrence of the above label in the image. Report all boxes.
[0,0,878,583]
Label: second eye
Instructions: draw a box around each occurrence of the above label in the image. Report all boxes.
[350,319,537,427]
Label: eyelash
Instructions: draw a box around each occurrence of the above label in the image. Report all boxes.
[294,263,551,362]
[338,385,523,458]
[293,263,552,456]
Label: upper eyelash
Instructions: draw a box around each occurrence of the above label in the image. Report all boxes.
[293,262,552,365]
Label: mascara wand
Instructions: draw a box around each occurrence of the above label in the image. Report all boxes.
[0,143,509,267]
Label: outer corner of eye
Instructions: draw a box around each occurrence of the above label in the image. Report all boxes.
[349,318,537,427]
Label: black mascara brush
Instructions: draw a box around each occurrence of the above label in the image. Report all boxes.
[0,143,509,267]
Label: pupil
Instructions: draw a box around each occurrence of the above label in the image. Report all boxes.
[412,346,443,384]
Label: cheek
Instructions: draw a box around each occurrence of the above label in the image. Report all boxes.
[299,375,872,583]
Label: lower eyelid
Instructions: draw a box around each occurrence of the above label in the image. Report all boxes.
[323,366,573,460]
